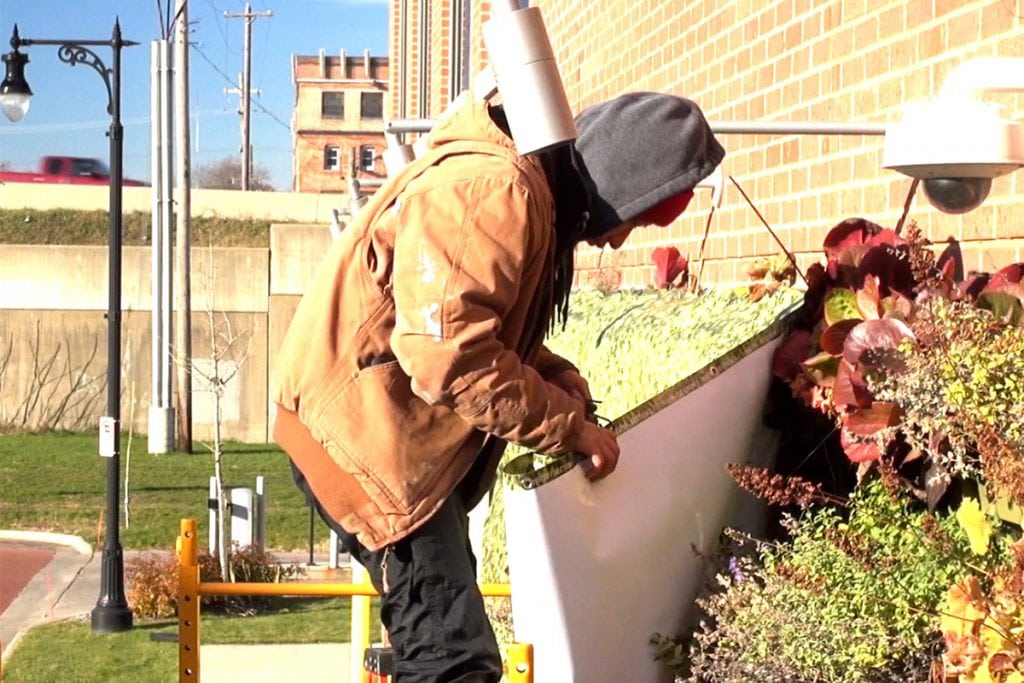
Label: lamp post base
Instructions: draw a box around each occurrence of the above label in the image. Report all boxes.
[90,604,134,633]
[90,544,133,633]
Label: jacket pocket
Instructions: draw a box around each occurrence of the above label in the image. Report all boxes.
[314,361,476,516]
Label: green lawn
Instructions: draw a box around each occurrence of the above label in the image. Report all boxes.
[0,432,319,551]
[2,599,370,683]
[0,432,384,682]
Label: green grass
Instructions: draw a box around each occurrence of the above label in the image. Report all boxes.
[0,208,273,247]
[2,599,375,683]
[0,431,383,681]
[0,432,319,551]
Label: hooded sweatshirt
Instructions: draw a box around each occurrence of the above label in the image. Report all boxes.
[273,97,586,551]
[273,93,724,551]
[573,92,725,238]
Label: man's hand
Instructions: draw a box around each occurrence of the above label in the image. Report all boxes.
[548,368,592,405]
[574,421,620,481]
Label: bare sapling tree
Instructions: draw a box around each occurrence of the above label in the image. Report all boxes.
[180,248,256,581]
[123,380,137,528]
[0,321,105,433]
[0,334,13,428]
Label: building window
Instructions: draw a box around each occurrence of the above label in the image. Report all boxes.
[322,92,344,119]
[359,145,376,172]
[324,145,341,171]
[361,92,383,119]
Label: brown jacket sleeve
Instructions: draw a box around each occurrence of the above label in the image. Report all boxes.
[390,173,585,455]
[532,345,579,379]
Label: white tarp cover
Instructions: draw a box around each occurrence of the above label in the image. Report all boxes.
[505,338,781,683]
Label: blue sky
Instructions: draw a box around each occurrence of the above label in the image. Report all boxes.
[0,0,389,191]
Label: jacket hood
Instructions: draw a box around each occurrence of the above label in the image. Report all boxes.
[423,96,517,152]
[574,92,725,238]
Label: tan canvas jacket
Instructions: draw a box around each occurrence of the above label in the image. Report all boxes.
[272,98,586,551]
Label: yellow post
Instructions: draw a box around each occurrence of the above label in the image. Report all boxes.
[349,562,372,683]
[177,518,201,682]
[503,643,533,683]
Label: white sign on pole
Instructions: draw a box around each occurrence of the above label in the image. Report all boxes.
[99,417,117,457]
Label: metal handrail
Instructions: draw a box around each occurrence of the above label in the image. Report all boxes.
[175,517,527,682]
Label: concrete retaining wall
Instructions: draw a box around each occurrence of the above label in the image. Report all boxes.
[0,224,331,445]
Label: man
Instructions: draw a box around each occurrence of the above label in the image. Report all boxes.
[273,91,724,681]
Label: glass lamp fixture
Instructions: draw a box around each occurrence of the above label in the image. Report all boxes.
[0,45,31,122]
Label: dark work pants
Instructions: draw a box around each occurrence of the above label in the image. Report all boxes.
[291,464,503,682]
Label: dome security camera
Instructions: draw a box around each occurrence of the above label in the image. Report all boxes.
[921,177,992,214]
[883,96,1024,213]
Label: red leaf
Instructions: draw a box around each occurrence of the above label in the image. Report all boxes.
[842,318,915,365]
[823,217,885,263]
[991,262,1024,284]
[651,246,688,288]
[856,243,915,296]
[840,428,882,463]
[819,319,860,356]
[865,228,907,249]
[772,330,812,381]
[833,359,873,408]
[802,352,841,387]
[856,275,882,320]
[845,401,901,436]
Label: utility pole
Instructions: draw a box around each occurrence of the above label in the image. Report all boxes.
[174,0,193,452]
[225,3,272,191]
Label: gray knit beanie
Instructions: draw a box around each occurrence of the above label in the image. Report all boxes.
[574,92,725,238]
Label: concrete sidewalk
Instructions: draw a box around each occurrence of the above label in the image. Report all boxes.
[0,531,358,682]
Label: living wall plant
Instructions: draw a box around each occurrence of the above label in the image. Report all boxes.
[664,217,1024,682]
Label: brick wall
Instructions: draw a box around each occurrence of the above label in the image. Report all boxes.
[293,52,390,193]
[390,0,1024,288]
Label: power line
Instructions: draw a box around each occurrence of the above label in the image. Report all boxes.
[190,43,290,131]
[224,3,273,190]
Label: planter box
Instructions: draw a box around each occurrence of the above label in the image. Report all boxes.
[504,315,790,682]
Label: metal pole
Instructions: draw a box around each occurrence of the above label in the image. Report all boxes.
[93,19,134,633]
[308,505,316,566]
[241,3,252,190]
[11,21,138,634]
[383,117,889,137]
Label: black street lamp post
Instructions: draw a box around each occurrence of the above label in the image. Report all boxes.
[1,20,137,633]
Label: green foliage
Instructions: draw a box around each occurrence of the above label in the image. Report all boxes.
[551,286,801,421]
[871,298,1024,486]
[0,208,272,247]
[676,479,975,682]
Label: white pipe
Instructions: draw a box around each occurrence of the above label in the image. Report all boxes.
[386,118,886,136]
[939,57,1024,99]
[150,41,163,415]
[148,39,175,453]
[710,121,885,135]
[160,39,174,410]
[492,0,520,14]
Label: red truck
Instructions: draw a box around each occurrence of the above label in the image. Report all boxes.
[0,156,146,186]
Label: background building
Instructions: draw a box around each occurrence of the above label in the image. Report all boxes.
[292,49,390,194]
[388,0,1024,288]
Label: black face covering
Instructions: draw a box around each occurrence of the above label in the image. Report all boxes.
[488,104,588,332]
[542,143,592,330]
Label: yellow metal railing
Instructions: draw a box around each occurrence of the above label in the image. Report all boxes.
[175,517,530,682]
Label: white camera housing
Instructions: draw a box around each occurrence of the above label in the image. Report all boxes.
[883,97,1024,180]
[882,57,1024,213]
